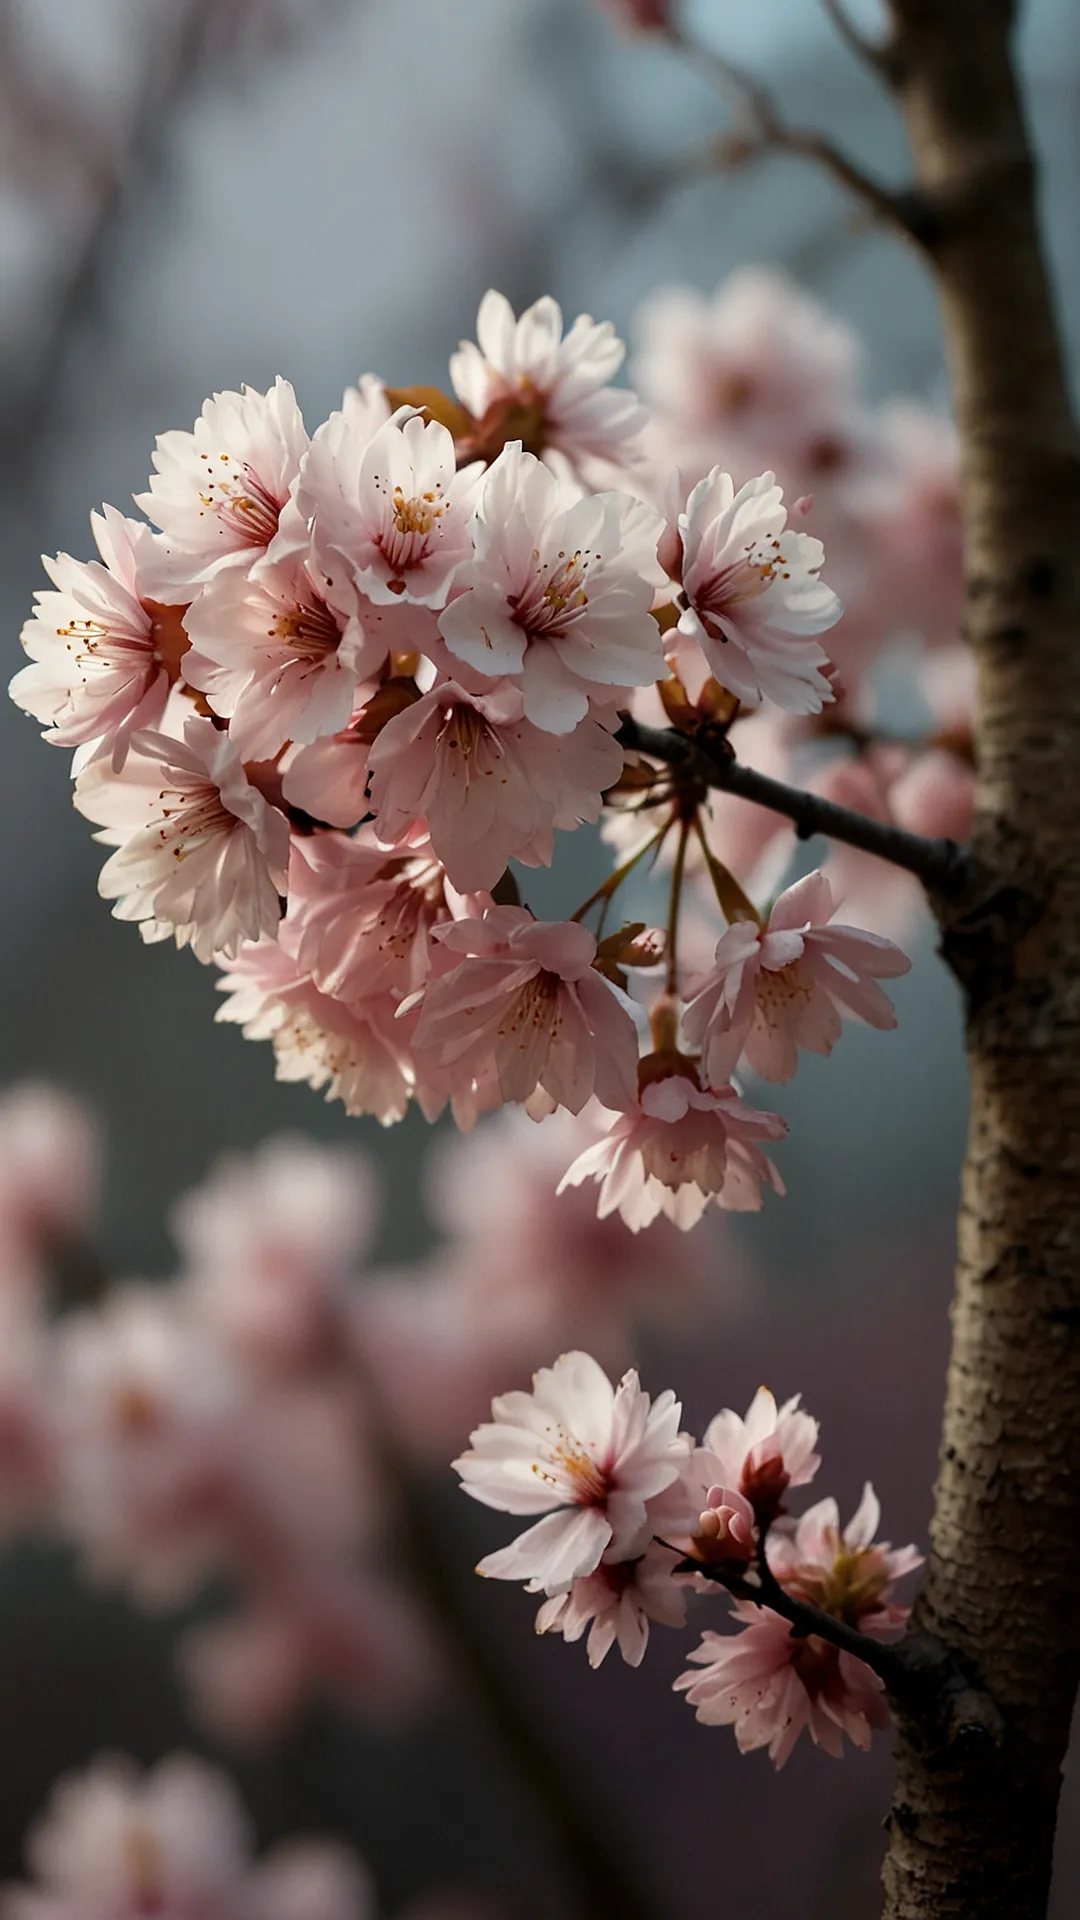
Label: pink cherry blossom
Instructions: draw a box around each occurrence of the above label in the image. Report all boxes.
[698,1386,820,1525]
[215,941,413,1125]
[10,509,178,768]
[4,1753,378,1920]
[450,290,646,479]
[0,1082,102,1273]
[367,678,622,893]
[73,718,289,963]
[410,908,639,1114]
[682,869,911,1086]
[676,469,841,714]
[283,829,458,1004]
[438,443,664,733]
[311,409,478,609]
[454,1350,687,1593]
[181,557,386,762]
[532,1537,686,1666]
[674,1484,922,1765]
[632,269,863,481]
[557,1070,786,1232]
[171,1134,377,1374]
[280,720,373,827]
[136,380,309,600]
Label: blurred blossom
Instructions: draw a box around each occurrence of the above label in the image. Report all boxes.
[0,1083,102,1287]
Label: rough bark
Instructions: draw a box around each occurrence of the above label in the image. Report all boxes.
[879,4,1080,1916]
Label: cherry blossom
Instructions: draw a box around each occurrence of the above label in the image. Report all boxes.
[182,557,385,762]
[136,380,309,599]
[215,941,413,1125]
[675,469,841,714]
[454,1350,687,1592]
[682,869,911,1086]
[532,1538,686,1667]
[4,1753,377,1920]
[283,828,459,1004]
[438,443,665,733]
[367,678,622,893]
[698,1386,820,1526]
[409,908,639,1114]
[73,717,289,963]
[10,509,180,768]
[312,409,478,609]
[449,289,646,478]
[558,1069,786,1232]
[674,1485,921,1765]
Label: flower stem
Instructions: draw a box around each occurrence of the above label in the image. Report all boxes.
[570,823,669,924]
[665,818,691,994]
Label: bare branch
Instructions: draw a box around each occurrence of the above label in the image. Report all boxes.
[820,0,902,82]
[615,715,973,899]
[663,24,936,247]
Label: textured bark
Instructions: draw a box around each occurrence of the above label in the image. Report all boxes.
[879,4,1080,1917]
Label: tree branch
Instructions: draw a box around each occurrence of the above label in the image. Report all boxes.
[615,714,973,898]
[820,0,902,83]
[679,1553,911,1692]
[663,24,936,247]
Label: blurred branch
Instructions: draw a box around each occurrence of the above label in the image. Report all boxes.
[662,23,936,247]
[355,1366,670,1920]
[820,0,902,81]
[616,715,972,896]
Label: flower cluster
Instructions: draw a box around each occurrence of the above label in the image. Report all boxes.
[10,280,937,1226]
[456,1354,921,1766]
[1,1753,488,1920]
[0,1080,740,1739]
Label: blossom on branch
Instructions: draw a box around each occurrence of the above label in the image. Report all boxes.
[454,1350,687,1593]
[674,1484,922,1766]
[532,1539,687,1667]
[674,469,841,715]
[682,869,911,1086]
[73,718,289,963]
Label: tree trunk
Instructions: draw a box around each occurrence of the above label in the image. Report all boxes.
[880,4,1080,1916]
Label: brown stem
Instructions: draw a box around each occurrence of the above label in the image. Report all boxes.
[615,714,971,896]
[678,1554,912,1693]
[874,4,1080,1917]
[664,24,936,246]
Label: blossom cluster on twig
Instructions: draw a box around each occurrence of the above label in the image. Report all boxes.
[8,274,968,1229]
[455,1351,921,1767]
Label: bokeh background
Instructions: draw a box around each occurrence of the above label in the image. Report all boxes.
[0,1,1078,1914]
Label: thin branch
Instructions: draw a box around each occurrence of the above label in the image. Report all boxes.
[615,715,973,898]
[820,0,902,82]
[663,24,936,248]
[679,1552,910,1692]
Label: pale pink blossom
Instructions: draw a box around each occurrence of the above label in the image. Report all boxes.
[558,1071,786,1232]
[450,290,646,478]
[811,755,924,940]
[533,1537,686,1666]
[633,270,862,478]
[889,748,974,842]
[171,1135,376,1373]
[283,829,457,1003]
[73,718,289,963]
[410,908,639,1114]
[454,1350,687,1592]
[698,1387,820,1526]
[438,443,665,733]
[864,403,963,648]
[182,557,386,761]
[135,380,309,599]
[215,941,413,1125]
[3,1753,252,1920]
[280,721,373,827]
[367,678,622,893]
[10,510,178,768]
[674,1484,921,1765]
[0,1082,102,1272]
[676,470,841,714]
[683,870,911,1086]
[0,1300,58,1534]
[307,409,477,609]
[3,1753,377,1920]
